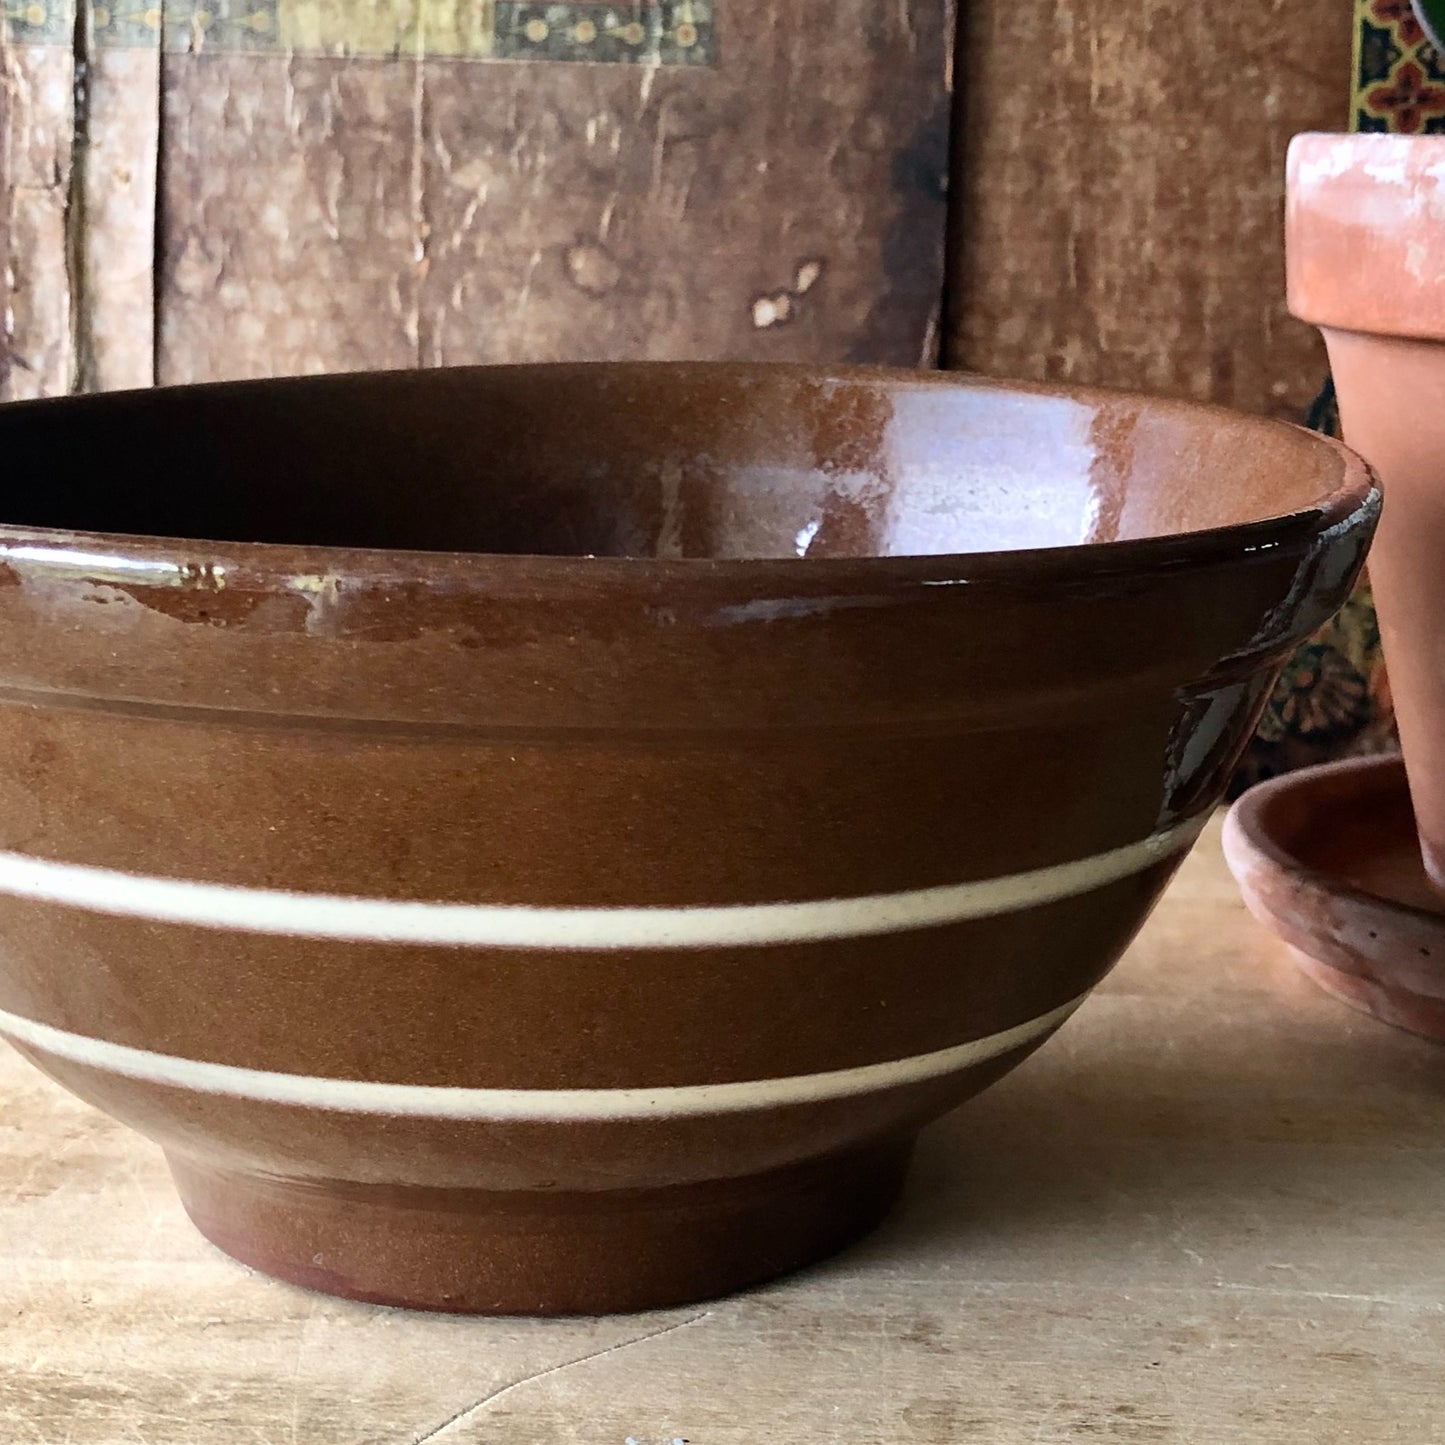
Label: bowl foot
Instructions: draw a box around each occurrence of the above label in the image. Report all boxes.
[167,1136,914,1315]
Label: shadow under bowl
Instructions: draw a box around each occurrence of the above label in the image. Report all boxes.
[0,362,1378,1312]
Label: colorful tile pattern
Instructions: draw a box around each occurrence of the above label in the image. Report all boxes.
[0,0,717,62]
[1356,0,1445,131]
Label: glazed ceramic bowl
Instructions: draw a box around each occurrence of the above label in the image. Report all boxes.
[0,363,1376,1314]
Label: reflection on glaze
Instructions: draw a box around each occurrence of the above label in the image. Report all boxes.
[878,389,1105,555]
[701,387,1109,560]
[0,546,228,589]
[1160,680,1260,824]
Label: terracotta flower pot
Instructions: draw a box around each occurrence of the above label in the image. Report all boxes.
[1287,133,1445,888]
[0,363,1376,1314]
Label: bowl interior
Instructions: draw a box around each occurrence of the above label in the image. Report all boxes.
[0,364,1346,561]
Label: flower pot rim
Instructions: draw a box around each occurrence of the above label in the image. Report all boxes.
[1287,131,1445,342]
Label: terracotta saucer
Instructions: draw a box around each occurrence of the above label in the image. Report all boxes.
[1224,753,1445,1041]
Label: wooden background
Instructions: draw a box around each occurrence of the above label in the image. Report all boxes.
[0,0,953,400]
[945,0,1353,420]
[2,0,1354,414]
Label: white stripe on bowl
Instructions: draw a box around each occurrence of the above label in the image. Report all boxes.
[0,813,1205,950]
[0,995,1085,1120]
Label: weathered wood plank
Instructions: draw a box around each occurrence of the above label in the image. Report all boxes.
[4,1,951,394]
[0,37,74,400]
[6,0,1359,413]
[416,2,952,369]
[947,0,1352,419]
[155,52,425,383]
[154,0,951,381]
[82,41,159,390]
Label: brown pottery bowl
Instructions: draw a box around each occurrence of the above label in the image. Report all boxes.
[0,363,1377,1314]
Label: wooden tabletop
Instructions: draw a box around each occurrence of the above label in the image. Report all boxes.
[4,815,1444,1444]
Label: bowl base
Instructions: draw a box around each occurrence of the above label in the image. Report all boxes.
[167,1136,914,1315]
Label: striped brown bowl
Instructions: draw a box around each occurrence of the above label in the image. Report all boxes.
[0,363,1377,1314]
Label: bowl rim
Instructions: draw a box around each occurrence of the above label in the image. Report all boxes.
[0,362,1380,598]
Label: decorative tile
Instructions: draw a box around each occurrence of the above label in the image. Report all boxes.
[1,0,715,59]
[1357,18,1404,87]
[494,0,713,65]
[160,0,281,52]
[1,0,72,44]
[91,3,168,47]
[1355,0,1445,132]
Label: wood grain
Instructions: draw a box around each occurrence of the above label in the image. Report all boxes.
[6,818,1445,1443]
[0,40,75,400]
[154,1,952,383]
[2,9,159,399]
[2,1,952,395]
[155,52,426,383]
[946,0,1354,419]
[8,0,1360,411]
[82,41,160,391]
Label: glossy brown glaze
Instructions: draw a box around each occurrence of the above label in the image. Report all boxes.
[1288,134,1445,889]
[1224,755,1445,1042]
[0,363,1378,1313]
